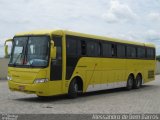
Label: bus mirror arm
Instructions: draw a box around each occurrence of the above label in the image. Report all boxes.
[50,41,56,59]
[4,38,13,58]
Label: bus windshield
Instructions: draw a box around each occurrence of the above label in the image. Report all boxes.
[9,36,50,67]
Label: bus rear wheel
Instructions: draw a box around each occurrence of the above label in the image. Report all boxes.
[68,79,79,99]
[133,74,142,89]
[126,75,134,90]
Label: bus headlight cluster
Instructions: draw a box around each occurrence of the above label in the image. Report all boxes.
[7,76,12,81]
[34,78,48,84]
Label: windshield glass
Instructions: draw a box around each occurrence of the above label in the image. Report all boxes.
[9,36,50,67]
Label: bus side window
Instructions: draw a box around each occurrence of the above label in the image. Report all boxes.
[152,48,156,59]
[66,38,77,56]
[112,44,117,57]
[86,40,100,57]
[87,41,94,56]
[131,47,136,58]
[102,43,112,57]
[137,47,145,58]
[147,48,155,59]
[127,46,136,58]
[95,42,101,56]
[81,41,86,55]
[117,44,125,58]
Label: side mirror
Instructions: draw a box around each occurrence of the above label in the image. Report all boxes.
[50,41,56,59]
[4,39,13,58]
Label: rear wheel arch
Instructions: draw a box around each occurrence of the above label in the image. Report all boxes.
[137,73,142,80]
[129,73,135,80]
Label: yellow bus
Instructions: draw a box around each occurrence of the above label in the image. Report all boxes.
[7,30,156,98]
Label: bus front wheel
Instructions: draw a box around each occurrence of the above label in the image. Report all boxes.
[68,79,79,99]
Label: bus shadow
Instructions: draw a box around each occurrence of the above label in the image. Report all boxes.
[14,84,157,103]
[81,87,126,97]
[14,95,68,103]
[82,84,158,96]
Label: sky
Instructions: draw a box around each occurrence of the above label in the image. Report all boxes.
[0,0,160,57]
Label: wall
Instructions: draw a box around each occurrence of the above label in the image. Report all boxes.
[0,58,9,79]
[156,61,160,74]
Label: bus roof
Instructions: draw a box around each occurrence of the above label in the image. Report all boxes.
[15,29,155,48]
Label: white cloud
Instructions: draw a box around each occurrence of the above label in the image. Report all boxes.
[0,37,12,46]
[0,0,160,55]
[102,12,118,23]
[102,0,137,23]
[148,12,160,22]
[106,31,147,43]
[143,30,160,54]
[145,30,160,42]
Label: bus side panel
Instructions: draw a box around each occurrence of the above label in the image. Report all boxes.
[100,58,126,89]
[71,58,156,93]
[126,59,155,84]
[71,57,127,92]
[144,60,156,83]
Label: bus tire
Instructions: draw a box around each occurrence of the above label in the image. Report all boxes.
[133,74,142,89]
[68,79,79,99]
[126,75,134,90]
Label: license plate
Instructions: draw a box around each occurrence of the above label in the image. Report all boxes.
[19,86,25,91]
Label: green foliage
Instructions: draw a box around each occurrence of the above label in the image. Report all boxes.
[157,55,160,61]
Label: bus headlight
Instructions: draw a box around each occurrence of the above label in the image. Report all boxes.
[34,78,48,84]
[7,76,12,81]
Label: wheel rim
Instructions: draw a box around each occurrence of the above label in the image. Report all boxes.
[128,77,133,87]
[137,76,141,87]
[74,83,78,92]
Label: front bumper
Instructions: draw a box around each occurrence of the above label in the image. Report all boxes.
[8,80,50,96]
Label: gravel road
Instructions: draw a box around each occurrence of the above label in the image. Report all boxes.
[0,75,160,114]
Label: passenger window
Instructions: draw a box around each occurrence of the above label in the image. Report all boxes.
[137,47,145,58]
[81,41,86,55]
[94,42,101,56]
[111,44,117,57]
[117,44,125,58]
[66,38,77,56]
[127,46,136,58]
[102,43,112,57]
[87,41,94,56]
[147,48,155,59]
[86,41,100,57]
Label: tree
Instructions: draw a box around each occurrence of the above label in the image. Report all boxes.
[156,55,160,61]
